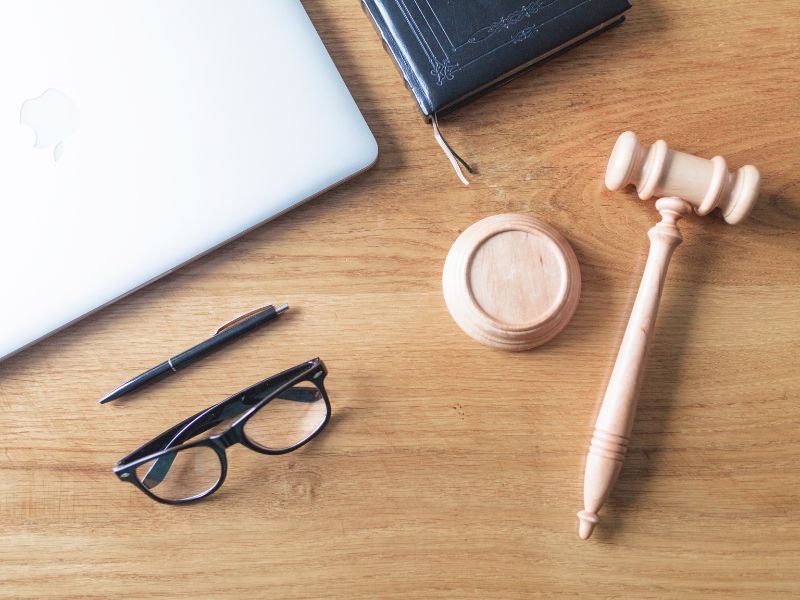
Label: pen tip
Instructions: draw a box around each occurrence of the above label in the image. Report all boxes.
[276,303,289,314]
[99,389,123,404]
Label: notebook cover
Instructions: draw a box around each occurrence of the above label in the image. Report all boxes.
[363,0,632,119]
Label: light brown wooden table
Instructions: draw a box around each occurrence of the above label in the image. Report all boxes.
[2,1,799,598]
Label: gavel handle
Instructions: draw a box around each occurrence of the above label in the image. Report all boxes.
[578,197,692,539]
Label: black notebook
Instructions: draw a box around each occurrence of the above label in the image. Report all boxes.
[363,0,632,119]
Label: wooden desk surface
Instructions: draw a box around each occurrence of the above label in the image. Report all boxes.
[2,1,799,598]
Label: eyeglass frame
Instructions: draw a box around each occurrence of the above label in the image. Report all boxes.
[113,357,330,505]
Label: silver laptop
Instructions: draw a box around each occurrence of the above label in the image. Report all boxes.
[0,0,378,361]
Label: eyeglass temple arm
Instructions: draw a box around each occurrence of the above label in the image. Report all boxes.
[271,387,319,402]
[139,387,321,488]
[140,359,323,463]
[152,387,320,454]
[126,373,311,465]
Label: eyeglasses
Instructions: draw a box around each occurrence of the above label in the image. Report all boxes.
[114,358,330,504]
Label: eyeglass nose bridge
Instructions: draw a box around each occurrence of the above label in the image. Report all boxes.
[215,428,241,449]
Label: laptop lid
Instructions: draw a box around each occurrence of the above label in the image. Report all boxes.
[0,0,377,361]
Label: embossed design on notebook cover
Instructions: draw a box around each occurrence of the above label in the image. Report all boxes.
[466,1,559,45]
[394,0,597,86]
[362,0,631,117]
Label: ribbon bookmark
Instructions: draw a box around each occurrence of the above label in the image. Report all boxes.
[432,113,476,186]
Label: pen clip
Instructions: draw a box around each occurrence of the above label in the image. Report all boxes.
[214,305,273,336]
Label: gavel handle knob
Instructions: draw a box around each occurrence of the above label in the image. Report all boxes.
[578,197,692,539]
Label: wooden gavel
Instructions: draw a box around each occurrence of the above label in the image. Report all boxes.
[577,132,760,539]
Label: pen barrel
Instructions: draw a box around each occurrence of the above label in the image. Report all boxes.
[170,306,278,370]
[138,361,175,386]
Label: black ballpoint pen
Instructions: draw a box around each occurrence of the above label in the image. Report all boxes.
[99,303,289,404]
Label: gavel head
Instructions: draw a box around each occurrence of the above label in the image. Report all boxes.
[605,131,760,224]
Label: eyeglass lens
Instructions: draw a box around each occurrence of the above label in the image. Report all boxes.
[243,383,327,451]
[135,445,222,502]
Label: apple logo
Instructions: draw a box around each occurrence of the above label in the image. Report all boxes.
[20,89,80,162]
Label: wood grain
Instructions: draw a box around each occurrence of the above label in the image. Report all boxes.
[1,1,799,598]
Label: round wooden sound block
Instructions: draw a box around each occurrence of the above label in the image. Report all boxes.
[442,214,581,351]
